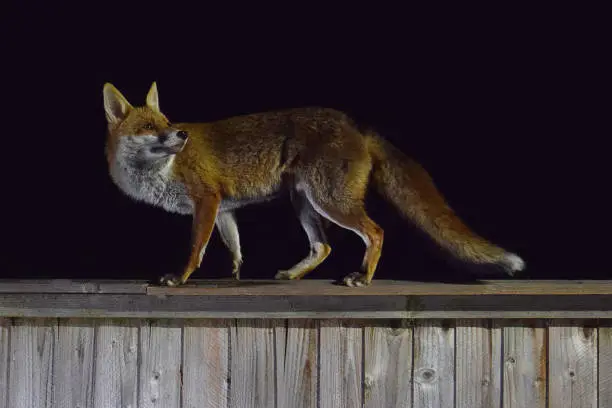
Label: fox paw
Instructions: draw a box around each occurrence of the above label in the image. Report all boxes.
[159,274,181,287]
[232,258,243,280]
[275,270,294,280]
[342,272,371,287]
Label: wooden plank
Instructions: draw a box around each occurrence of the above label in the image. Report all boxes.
[53,318,95,408]
[275,319,318,408]
[0,318,9,408]
[8,318,57,408]
[182,319,230,408]
[0,279,148,293]
[503,320,547,408]
[93,319,139,408]
[146,279,612,296]
[138,319,182,408]
[599,324,612,408]
[363,319,413,408]
[413,319,454,408]
[319,319,363,408]
[455,319,502,408]
[2,278,612,296]
[229,319,277,408]
[549,320,598,408]
[4,293,612,319]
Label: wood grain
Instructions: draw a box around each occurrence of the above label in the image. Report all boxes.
[275,319,318,408]
[599,324,612,408]
[93,319,139,408]
[229,319,278,408]
[319,319,363,408]
[53,318,95,408]
[549,320,598,408]
[413,319,454,408]
[0,318,10,408]
[182,319,230,408]
[146,279,612,296]
[138,319,182,408]
[0,279,147,293]
[4,292,612,319]
[503,320,547,408]
[455,319,502,408]
[363,320,413,408]
[8,318,57,408]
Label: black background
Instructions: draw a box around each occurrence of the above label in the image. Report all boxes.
[2,3,608,283]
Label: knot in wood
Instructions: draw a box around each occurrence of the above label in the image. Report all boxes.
[364,374,374,389]
[415,367,437,384]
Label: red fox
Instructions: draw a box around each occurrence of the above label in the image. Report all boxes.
[103,82,525,287]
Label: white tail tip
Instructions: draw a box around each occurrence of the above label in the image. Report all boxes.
[502,253,526,275]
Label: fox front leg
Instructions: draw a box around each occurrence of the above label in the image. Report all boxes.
[160,194,221,286]
[215,211,243,280]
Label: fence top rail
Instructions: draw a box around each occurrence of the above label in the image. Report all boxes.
[2,279,612,319]
[0,278,610,296]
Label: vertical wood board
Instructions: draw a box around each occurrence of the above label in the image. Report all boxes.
[549,321,597,408]
[455,319,502,408]
[319,319,363,408]
[93,319,139,408]
[363,319,413,408]
[275,319,318,408]
[53,318,95,408]
[182,319,231,408]
[413,319,454,408]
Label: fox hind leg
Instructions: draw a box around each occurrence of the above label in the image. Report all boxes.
[301,188,384,287]
[275,190,332,280]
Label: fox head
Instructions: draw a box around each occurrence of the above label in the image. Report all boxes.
[103,82,189,166]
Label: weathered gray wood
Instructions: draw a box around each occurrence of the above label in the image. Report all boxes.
[455,319,502,408]
[413,319,454,408]
[3,279,612,297]
[4,293,612,319]
[503,320,547,408]
[0,318,10,408]
[363,320,413,408]
[53,318,95,408]
[8,318,57,408]
[182,319,230,408]
[549,320,598,408]
[598,324,612,408]
[93,319,139,408]
[138,319,181,408]
[319,319,363,408]
[0,279,148,293]
[146,279,612,296]
[275,319,318,408]
[229,319,277,408]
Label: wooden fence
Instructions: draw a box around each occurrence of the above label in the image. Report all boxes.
[1,279,612,407]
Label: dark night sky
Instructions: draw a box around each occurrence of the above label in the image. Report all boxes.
[1,4,608,282]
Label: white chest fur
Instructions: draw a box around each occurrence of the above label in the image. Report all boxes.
[109,156,195,215]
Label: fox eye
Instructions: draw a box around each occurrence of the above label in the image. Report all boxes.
[142,123,155,131]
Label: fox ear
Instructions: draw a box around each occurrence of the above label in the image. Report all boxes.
[146,81,160,112]
[103,83,133,125]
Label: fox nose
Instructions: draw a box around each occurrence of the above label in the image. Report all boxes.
[177,130,188,140]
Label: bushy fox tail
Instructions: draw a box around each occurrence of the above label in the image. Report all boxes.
[366,133,525,276]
